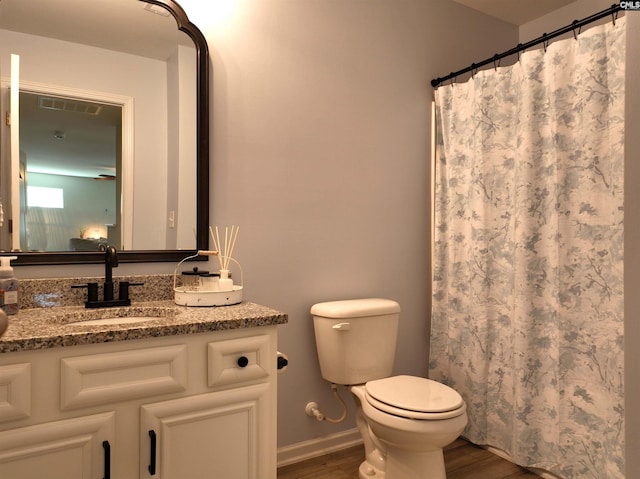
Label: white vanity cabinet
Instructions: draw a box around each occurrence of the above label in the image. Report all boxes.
[140,382,271,478]
[0,411,115,479]
[0,325,278,479]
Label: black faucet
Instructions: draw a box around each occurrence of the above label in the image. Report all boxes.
[104,245,118,301]
[71,245,143,308]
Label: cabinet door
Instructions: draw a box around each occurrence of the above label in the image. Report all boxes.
[141,383,271,479]
[0,412,115,479]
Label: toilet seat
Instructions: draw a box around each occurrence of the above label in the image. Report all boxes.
[365,375,465,420]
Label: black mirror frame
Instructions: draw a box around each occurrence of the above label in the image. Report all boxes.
[13,0,209,266]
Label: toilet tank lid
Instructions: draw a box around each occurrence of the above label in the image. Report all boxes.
[311,298,400,318]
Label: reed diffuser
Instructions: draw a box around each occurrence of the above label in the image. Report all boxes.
[210,225,239,292]
[172,226,243,306]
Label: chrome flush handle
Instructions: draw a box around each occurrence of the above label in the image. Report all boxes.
[332,322,351,331]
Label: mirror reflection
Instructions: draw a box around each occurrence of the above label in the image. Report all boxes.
[20,91,121,251]
[0,0,199,254]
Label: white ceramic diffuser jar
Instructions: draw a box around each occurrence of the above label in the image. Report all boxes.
[218,269,233,292]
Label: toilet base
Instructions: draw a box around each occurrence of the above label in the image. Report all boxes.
[359,459,385,478]
[358,448,446,479]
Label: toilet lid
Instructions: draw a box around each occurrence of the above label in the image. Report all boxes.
[365,375,465,419]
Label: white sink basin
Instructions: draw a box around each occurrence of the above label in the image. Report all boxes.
[53,307,176,327]
[79,316,160,326]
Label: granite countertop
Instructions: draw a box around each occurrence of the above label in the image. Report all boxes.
[0,274,288,354]
[0,300,288,353]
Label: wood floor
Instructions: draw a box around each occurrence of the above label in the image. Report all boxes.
[277,438,539,479]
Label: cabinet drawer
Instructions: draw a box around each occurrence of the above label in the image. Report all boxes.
[61,345,187,410]
[208,335,271,388]
[0,363,30,422]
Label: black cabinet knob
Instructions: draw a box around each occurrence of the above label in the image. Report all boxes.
[237,356,249,368]
[277,356,289,370]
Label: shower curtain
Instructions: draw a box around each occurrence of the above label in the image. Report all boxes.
[430,18,625,479]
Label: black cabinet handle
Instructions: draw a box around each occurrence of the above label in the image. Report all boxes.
[102,440,111,479]
[237,356,249,368]
[148,430,157,476]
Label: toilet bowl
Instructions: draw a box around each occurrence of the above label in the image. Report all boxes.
[351,376,467,479]
[311,299,468,479]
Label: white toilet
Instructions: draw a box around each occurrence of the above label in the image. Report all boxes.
[311,298,467,479]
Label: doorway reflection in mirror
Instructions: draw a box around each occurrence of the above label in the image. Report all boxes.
[20,91,120,252]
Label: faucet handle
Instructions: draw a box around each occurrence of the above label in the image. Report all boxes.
[72,282,99,303]
[118,281,144,301]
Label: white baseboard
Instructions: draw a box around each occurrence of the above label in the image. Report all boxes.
[277,428,362,468]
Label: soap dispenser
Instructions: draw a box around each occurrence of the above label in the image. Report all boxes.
[0,256,18,315]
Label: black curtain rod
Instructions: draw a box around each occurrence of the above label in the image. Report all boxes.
[431,3,622,88]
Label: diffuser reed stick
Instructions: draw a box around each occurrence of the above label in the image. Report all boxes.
[209,225,239,271]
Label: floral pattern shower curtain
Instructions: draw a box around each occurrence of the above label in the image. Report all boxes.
[430,18,625,479]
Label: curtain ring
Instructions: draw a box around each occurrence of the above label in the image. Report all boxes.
[449,74,455,87]
[517,43,523,62]
[571,19,581,40]
[542,33,549,52]
[611,5,619,26]
[493,54,500,71]
[470,63,477,79]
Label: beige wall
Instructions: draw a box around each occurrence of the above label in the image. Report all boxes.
[519,0,618,41]
[178,0,516,448]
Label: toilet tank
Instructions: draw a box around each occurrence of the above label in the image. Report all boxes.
[311,298,400,385]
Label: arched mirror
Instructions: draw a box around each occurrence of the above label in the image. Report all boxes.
[0,0,209,265]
